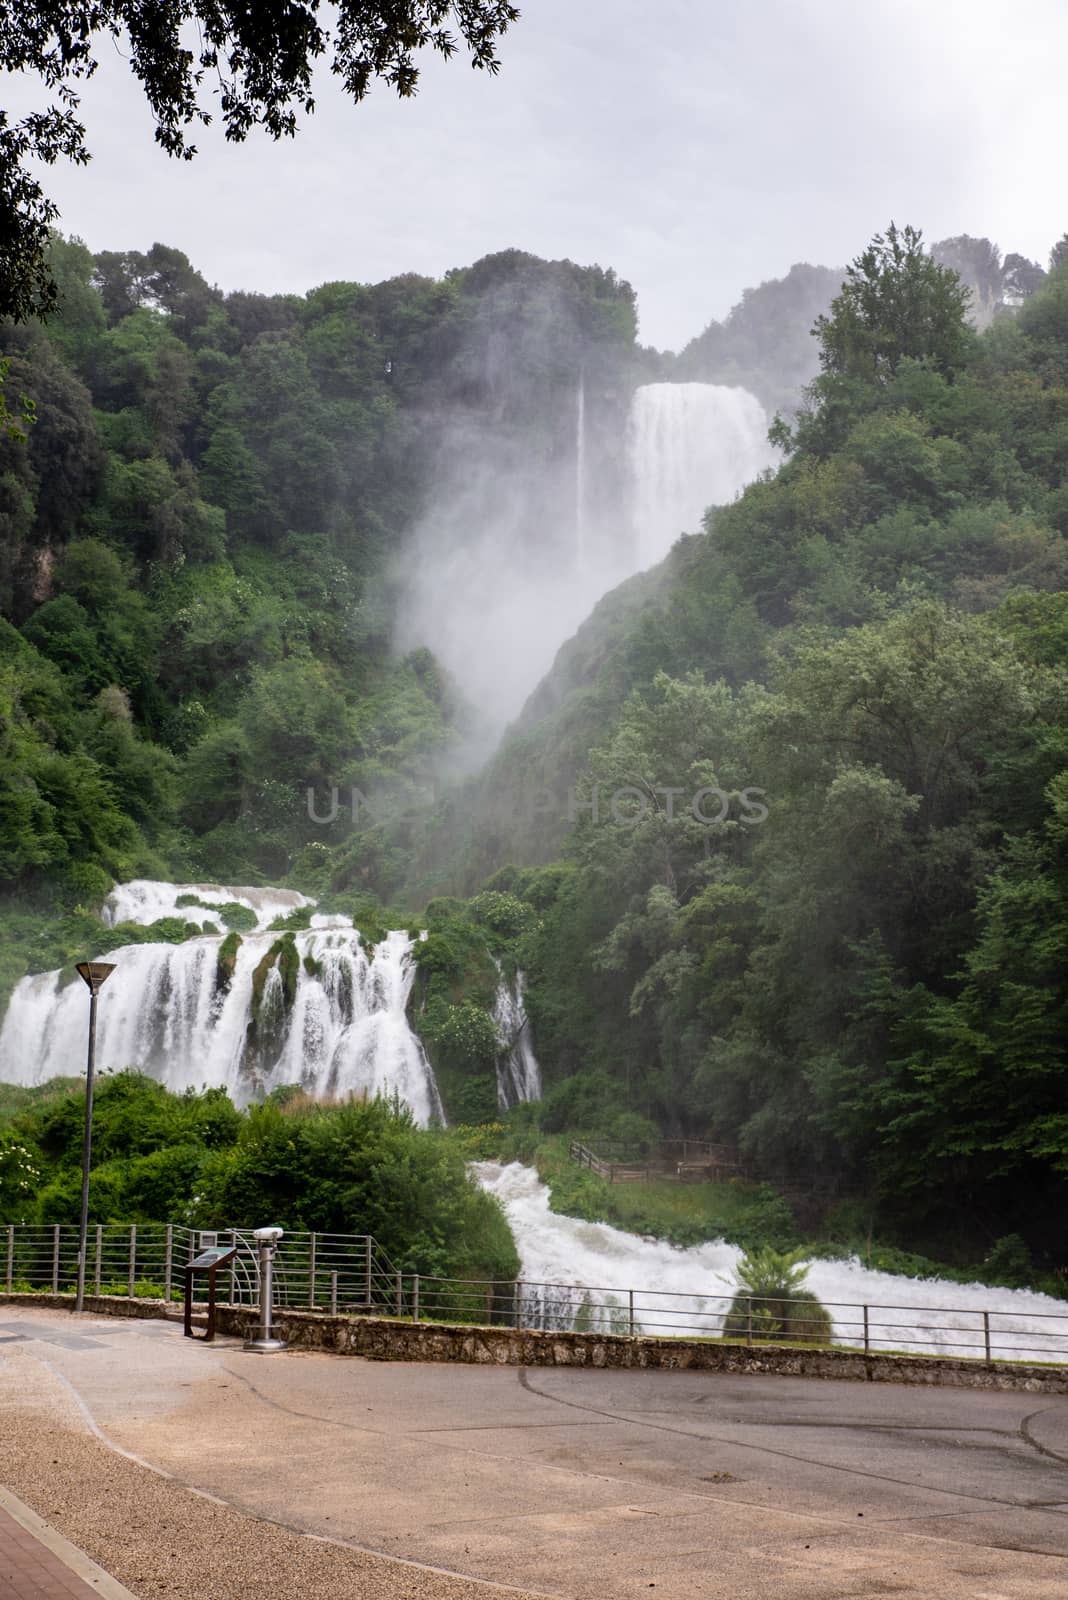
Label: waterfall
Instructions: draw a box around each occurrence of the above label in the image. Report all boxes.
[0,882,443,1126]
[397,375,775,740]
[474,1162,1068,1359]
[627,381,775,567]
[575,375,587,569]
[493,968,541,1110]
[102,879,311,930]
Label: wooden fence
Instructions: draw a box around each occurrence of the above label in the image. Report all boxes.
[567,1141,857,1221]
[568,1140,751,1185]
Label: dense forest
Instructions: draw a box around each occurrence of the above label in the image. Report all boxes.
[0,237,643,996]
[3,223,1068,1272]
[493,228,1068,1266]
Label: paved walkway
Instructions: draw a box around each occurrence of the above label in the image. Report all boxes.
[0,1486,137,1599]
[2,1304,1067,1598]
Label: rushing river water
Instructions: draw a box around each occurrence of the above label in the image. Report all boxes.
[474,1162,1068,1363]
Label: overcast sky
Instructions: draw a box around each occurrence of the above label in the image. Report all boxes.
[7,0,1068,349]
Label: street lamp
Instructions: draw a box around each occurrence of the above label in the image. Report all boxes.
[74,960,116,1313]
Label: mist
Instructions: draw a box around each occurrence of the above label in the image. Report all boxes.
[393,284,778,761]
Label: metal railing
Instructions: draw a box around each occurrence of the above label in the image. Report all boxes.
[3,1223,1066,1364]
[0,1223,405,1318]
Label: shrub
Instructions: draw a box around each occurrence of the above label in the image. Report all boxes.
[721,1247,833,1345]
[982,1233,1033,1289]
[470,890,533,937]
[432,1002,499,1071]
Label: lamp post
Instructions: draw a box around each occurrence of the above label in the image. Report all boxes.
[74,960,116,1313]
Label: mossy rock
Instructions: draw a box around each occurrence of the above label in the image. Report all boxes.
[175,895,258,934]
[267,906,313,932]
[216,931,243,993]
[250,933,300,1013]
[245,933,301,1068]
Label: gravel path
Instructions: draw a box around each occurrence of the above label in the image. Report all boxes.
[0,1343,550,1600]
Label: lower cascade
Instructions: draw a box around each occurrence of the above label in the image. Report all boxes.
[0,880,443,1125]
[493,966,542,1109]
[474,1162,1068,1361]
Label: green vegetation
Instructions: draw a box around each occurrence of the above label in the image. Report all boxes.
[4,218,1068,1291]
[474,1117,1066,1295]
[721,1248,833,1345]
[440,231,1068,1278]
[0,236,639,1004]
[2,5,520,324]
[0,1071,518,1281]
[409,893,535,1123]
[510,1132,800,1252]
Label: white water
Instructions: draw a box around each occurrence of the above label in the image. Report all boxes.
[102,879,312,931]
[493,968,542,1109]
[575,376,587,570]
[475,1163,1068,1363]
[0,884,442,1124]
[397,380,773,744]
[627,382,776,566]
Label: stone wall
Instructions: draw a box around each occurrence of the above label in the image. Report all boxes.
[3,1292,1066,1393]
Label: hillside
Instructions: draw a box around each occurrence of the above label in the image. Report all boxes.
[453,232,1068,1269]
[4,225,1068,1276]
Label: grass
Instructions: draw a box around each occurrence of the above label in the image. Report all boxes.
[515,1134,802,1252]
[0,1077,81,1124]
[601,1177,779,1236]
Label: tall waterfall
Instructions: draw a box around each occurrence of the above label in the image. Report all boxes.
[574,375,587,570]
[397,378,775,743]
[627,382,775,566]
[0,882,443,1125]
[493,967,541,1110]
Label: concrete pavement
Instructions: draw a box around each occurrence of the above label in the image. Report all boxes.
[1,1304,1067,1598]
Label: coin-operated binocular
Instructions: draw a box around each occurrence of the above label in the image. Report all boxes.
[244,1226,287,1353]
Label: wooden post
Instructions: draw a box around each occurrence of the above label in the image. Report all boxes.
[5,1225,12,1292]
[413,1274,420,1322]
[330,1271,338,1316]
[863,1304,869,1355]
[308,1233,317,1309]
[365,1237,372,1306]
[94,1224,102,1295]
[127,1224,136,1297]
[983,1310,991,1363]
[628,1289,635,1337]
[52,1225,60,1292]
[164,1225,173,1302]
[746,1295,753,1346]
[395,1269,402,1317]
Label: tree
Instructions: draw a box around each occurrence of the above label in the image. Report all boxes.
[0,1,520,320]
[930,234,1003,325]
[1049,235,1068,273]
[721,1248,833,1345]
[1002,252,1046,303]
[814,223,973,382]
